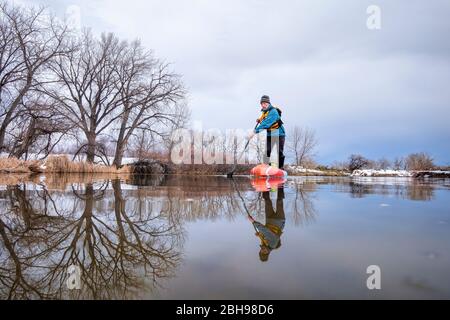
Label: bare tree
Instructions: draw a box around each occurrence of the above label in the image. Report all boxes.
[8,96,72,159]
[405,152,435,171]
[393,157,405,170]
[129,128,164,161]
[46,31,126,163]
[331,160,349,171]
[376,157,391,170]
[163,102,190,158]
[0,2,69,151]
[111,41,185,167]
[0,1,188,164]
[287,126,318,167]
[348,154,370,171]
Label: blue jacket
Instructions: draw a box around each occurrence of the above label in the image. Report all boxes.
[253,220,285,249]
[255,105,286,137]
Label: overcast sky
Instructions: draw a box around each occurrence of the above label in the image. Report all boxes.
[16,0,450,165]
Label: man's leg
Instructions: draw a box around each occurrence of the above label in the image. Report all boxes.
[265,135,280,167]
[275,187,286,220]
[278,135,285,169]
[263,191,276,219]
[264,135,272,165]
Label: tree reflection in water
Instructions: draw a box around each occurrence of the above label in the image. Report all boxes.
[0,175,322,298]
[1,175,431,298]
[344,179,435,201]
[0,179,183,299]
[289,181,318,226]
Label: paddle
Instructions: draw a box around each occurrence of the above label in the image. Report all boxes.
[229,177,259,233]
[227,123,258,178]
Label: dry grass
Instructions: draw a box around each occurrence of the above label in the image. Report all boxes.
[44,155,131,174]
[0,157,36,173]
[0,173,42,185]
[0,155,132,189]
[0,155,131,174]
[44,173,129,190]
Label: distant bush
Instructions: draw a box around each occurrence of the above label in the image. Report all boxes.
[329,161,350,171]
[375,158,391,170]
[393,157,406,170]
[348,154,371,171]
[405,152,435,171]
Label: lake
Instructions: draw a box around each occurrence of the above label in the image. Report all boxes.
[0,174,449,299]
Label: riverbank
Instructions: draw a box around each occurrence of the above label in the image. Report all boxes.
[0,155,131,174]
[351,169,450,178]
[286,166,450,178]
[1,156,449,178]
[285,165,350,176]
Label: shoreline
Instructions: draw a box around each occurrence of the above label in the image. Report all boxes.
[1,171,449,191]
[1,156,449,178]
[0,171,449,179]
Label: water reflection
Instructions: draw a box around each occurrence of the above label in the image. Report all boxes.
[0,174,447,299]
[288,181,317,226]
[332,178,437,201]
[0,179,183,299]
[249,187,286,262]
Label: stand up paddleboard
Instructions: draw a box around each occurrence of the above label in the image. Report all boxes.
[251,176,286,192]
[250,163,288,178]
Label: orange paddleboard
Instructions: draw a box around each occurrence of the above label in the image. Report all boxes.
[250,163,288,178]
[251,176,286,192]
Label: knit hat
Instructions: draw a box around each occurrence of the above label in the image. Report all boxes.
[260,95,271,104]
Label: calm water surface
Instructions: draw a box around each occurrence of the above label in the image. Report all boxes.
[1,174,449,299]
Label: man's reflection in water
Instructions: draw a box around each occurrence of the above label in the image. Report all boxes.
[248,187,285,262]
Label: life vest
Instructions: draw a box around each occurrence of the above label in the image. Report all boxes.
[256,223,283,248]
[258,107,284,131]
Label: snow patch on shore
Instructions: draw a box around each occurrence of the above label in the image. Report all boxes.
[351,169,450,177]
[285,166,328,175]
[424,170,450,175]
[351,169,413,177]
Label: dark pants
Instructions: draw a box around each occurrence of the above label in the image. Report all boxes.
[262,188,285,221]
[265,135,285,169]
[262,188,286,247]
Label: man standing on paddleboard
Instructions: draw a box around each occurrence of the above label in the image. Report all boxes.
[249,95,286,170]
[248,187,286,262]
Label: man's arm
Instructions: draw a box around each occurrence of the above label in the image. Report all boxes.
[255,109,279,133]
